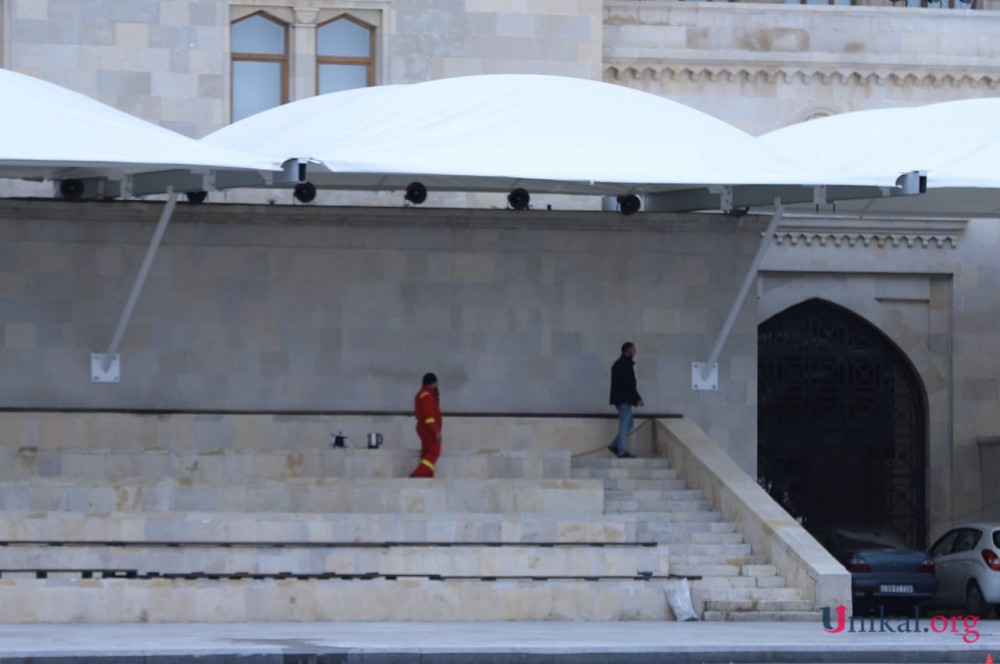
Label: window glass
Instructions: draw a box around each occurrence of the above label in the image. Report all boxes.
[231,12,287,122]
[953,528,983,553]
[233,14,285,55]
[930,529,960,557]
[233,61,283,120]
[318,64,369,95]
[318,18,370,58]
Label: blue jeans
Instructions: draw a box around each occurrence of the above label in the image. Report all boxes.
[611,403,633,455]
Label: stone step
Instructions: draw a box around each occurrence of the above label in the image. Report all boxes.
[592,478,687,491]
[688,576,760,590]
[628,512,743,532]
[742,564,778,578]
[668,554,770,567]
[666,543,752,557]
[755,575,788,589]
[690,532,744,545]
[604,485,691,499]
[607,505,721,521]
[624,500,715,510]
[606,499,712,513]
[633,520,735,533]
[606,489,704,502]
[671,563,741,577]
[702,599,814,613]
[0,511,641,544]
[0,577,681,622]
[570,469,680,481]
[0,543,669,578]
[635,527,718,541]
[0,479,603,515]
[635,528,742,545]
[571,458,672,470]
[693,587,803,602]
[1,447,571,482]
[701,611,822,622]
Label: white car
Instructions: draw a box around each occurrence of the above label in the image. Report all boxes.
[929,523,1000,617]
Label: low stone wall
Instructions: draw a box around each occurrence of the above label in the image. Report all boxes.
[656,418,850,612]
[0,411,660,456]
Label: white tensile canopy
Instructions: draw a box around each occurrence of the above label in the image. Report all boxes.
[759,98,1000,217]
[202,74,920,212]
[0,67,281,198]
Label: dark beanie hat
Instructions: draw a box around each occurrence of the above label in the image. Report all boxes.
[422,372,438,386]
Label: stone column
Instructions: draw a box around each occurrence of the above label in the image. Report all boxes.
[291,8,318,101]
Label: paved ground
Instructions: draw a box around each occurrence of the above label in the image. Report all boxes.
[0,620,998,663]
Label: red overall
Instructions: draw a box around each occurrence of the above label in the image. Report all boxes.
[410,385,442,478]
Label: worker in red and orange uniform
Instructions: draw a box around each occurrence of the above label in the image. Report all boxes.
[410,372,442,478]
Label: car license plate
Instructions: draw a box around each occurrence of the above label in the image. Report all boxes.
[880,584,914,594]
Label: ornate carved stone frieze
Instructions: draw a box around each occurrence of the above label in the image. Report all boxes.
[771,219,965,249]
[604,63,1000,89]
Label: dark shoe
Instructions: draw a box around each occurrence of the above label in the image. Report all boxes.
[607,444,619,456]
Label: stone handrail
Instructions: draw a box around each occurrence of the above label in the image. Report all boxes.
[656,417,850,611]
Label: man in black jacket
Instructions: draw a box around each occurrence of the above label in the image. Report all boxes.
[608,341,644,458]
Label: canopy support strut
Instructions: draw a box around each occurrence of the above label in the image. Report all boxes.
[692,199,785,390]
[92,188,178,383]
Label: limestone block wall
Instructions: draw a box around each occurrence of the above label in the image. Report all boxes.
[390,0,603,83]
[0,200,764,468]
[604,1,1000,135]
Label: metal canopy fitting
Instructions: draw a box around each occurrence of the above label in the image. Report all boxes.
[91,188,179,384]
[647,172,925,214]
[692,200,785,391]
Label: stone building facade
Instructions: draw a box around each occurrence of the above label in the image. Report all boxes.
[2,0,1000,539]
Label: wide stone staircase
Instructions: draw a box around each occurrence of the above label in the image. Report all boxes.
[0,413,821,622]
[572,457,819,621]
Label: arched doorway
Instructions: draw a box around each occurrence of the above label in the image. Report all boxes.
[758,299,928,546]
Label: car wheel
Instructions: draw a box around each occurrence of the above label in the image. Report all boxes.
[965,581,991,618]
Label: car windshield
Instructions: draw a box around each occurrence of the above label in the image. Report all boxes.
[834,527,908,551]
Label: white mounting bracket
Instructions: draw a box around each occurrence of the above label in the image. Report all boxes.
[812,185,827,206]
[692,362,719,391]
[91,353,120,383]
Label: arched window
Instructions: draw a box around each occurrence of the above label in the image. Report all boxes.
[316,14,375,95]
[231,12,288,121]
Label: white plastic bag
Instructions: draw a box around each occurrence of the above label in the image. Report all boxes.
[664,578,700,621]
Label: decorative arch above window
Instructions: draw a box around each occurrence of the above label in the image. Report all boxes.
[316,14,375,95]
[231,12,289,121]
